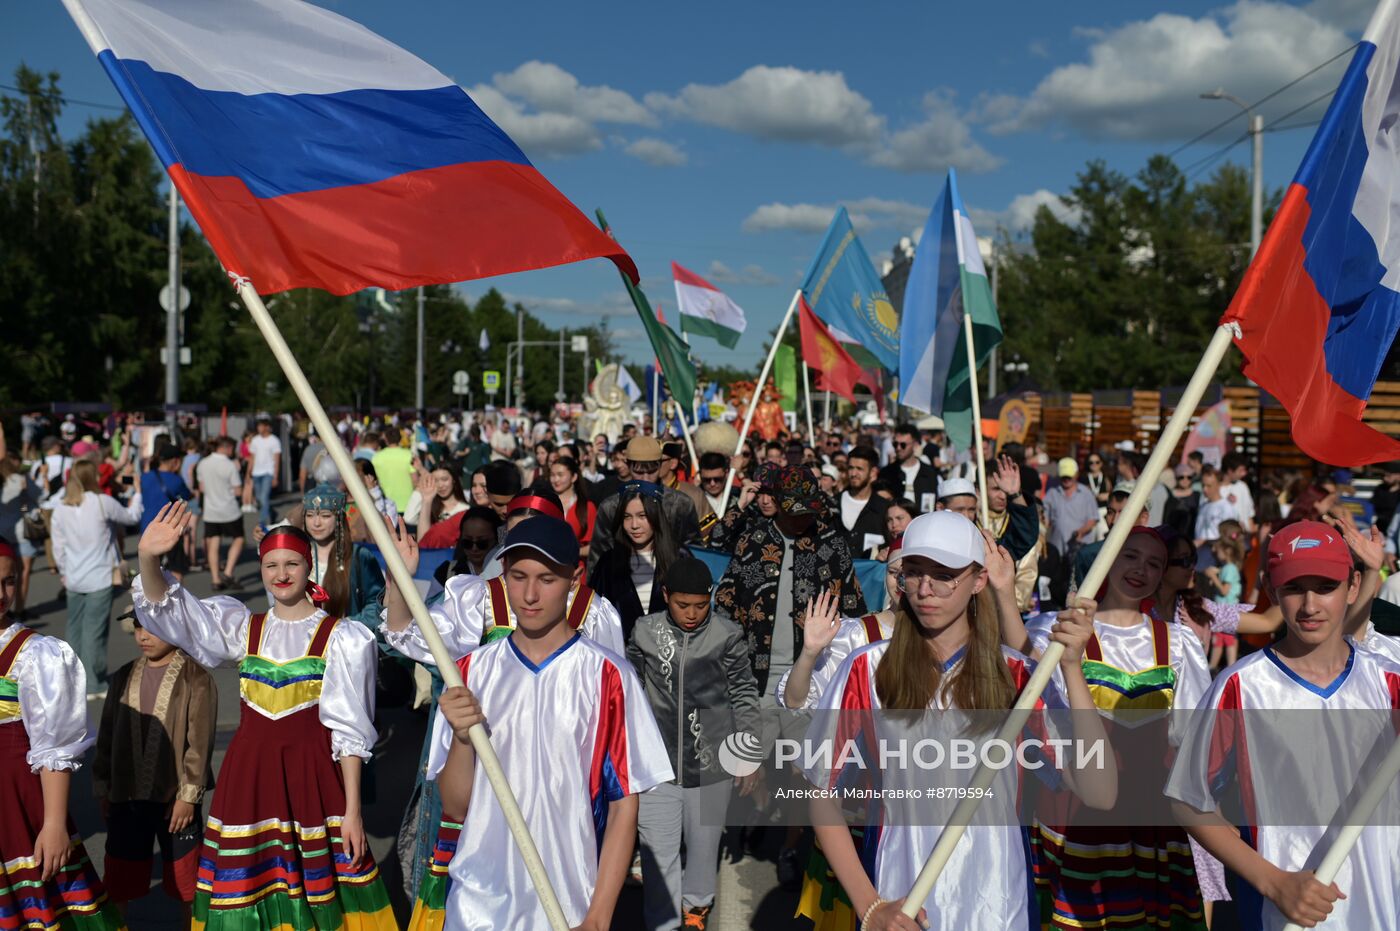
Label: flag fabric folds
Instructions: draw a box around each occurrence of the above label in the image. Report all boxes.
[774,345,799,414]
[799,297,864,403]
[799,207,900,372]
[672,262,747,348]
[899,169,1002,450]
[62,0,635,295]
[615,364,643,404]
[597,212,697,410]
[1223,1,1400,465]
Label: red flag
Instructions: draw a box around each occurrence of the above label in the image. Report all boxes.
[799,296,863,403]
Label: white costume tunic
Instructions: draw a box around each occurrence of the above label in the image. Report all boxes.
[0,623,92,771]
[131,574,377,760]
[426,633,672,930]
[381,572,626,661]
[803,641,1069,928]
[1025,612,1211,738]
[774,613,893,710]
[1167,643,1400,931]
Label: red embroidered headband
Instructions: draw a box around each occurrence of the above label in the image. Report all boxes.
[259,530,312,561]
[506,494,565,522]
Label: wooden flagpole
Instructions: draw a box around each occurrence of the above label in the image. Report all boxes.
[233,278,572,931]
[716,288,802,519]
[901,322,1239,917]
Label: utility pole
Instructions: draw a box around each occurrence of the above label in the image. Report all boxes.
[165,186,180,433]
[1200,89,1264,257]
[514,302,524,410]
[415,286,425,415]
[557,330,566,403]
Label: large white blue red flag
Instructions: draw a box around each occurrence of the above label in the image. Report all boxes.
[1224,0,1400,464]
[60,0,636,295]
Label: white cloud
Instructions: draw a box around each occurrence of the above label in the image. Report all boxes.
[492,61,654,125]
[741,196,928,234]
[646,65,882,145]
[624,137,687,167]
[868,91,1004,173]
[970,189,1083,233]
[467,61,653,158]
[990,2,1353,141]
[706,261,780,286]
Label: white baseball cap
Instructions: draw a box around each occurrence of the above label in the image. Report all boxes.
[937,477,977,500]
[898,511,985,569]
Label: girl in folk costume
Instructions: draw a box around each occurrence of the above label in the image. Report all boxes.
[807,514,1116,931]
[299,483,388,634]
[0,542,126,931]
[132,503,394,931]
[1015,527,1211,931]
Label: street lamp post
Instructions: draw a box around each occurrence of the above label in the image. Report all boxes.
[1200,88,1263,257]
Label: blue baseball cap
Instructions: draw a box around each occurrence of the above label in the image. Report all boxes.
[497,515,579,569]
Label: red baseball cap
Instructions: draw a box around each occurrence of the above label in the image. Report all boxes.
[1266,521,1354,587]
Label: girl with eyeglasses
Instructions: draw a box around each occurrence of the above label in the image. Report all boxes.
[805,512,1114,931]
[440,506,503,581]
[1013,527,1212,931]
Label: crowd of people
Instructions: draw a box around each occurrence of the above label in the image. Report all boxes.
[1,405,1399,931]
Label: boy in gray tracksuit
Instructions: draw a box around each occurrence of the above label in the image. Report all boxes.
[627,557,764,931]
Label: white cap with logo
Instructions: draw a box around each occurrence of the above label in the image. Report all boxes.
[897,511,985,569]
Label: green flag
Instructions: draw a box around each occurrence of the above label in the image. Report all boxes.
[595,210,697,409]
[774,344,798,413]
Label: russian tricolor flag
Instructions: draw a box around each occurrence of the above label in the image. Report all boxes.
[61,0,636,295]
[1225,0,1400,465]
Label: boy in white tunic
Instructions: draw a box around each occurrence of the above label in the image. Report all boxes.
[1168,520,1400,930]
[419,517,672,930]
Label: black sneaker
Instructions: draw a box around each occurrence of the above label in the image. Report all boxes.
[777,847,802,890]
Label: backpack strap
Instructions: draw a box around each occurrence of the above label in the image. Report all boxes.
[1150,616,1170,667]
[567,585,594,631]
[1083,630,1103,664]
[486,577,512,635]
[0,628,36,678]
[246,613,267,658]
[307,614,340,659]
[859,614,883,644]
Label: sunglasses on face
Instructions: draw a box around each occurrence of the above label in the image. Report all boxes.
[700,474,726,485]
[1167,555,1194,568]
[459,537,494,551]
[1088,459,1102,466]
[895,441,913,449]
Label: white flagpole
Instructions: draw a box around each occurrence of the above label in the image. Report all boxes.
[963,312,990,526]
[823,389,832,433]
[234,278,572,931]
[651,367,660,434]
[802,362,816,444]
[901,322,1239,917]
[675,399,700,474]
[717,288,801,518]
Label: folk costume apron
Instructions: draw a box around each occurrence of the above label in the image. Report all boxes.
[193,613,395,931]
[1030,617,1205,931]
[0,628,126,931]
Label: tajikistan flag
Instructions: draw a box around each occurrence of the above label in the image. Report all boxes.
[672,262,747,348]
[899,169,1002,450]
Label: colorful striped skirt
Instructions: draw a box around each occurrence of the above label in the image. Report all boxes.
[794,832,858,931]
[193,705,395,931]
[405,820,459,931]
[0,722,125,931]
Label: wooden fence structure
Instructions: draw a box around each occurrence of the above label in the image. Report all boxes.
[1008,382,1400,470]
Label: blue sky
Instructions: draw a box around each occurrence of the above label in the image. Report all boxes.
[4,0,1373,369]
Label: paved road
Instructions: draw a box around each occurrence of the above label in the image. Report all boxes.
[21,496,805,930]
